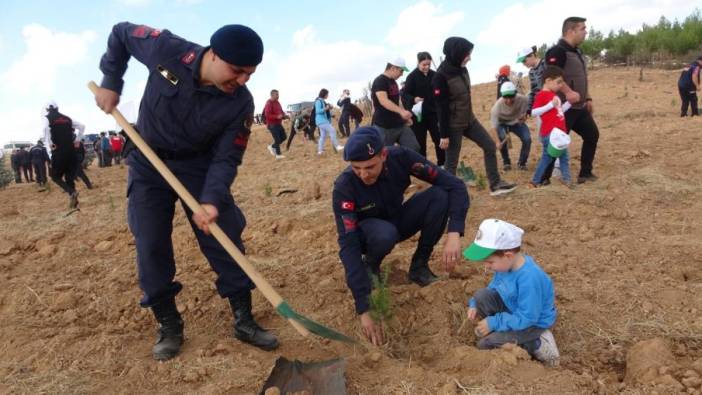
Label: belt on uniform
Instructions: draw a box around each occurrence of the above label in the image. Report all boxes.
[153,147,208,161]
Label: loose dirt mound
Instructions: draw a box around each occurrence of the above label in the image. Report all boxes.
[1,68,702,394]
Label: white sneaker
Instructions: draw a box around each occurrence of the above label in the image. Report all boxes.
[267,145,276,157]
[336,145,344,151]
[317,151,324,156]
[533,330,560,367]
[275,154,285,160]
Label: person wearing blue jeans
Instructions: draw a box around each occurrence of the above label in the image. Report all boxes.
[315,89,344,155]
[490,82,531,171]
[531,134,570,186]
[496,123,531,170]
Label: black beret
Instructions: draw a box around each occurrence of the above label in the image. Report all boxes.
[210,24,263,67]
[343,127,384,161]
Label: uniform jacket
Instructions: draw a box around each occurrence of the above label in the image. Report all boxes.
[99,22,255,211]
[29,145,50,164]
[332,146,469,314]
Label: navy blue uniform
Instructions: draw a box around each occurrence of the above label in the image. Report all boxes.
[99,22,255,307]
[332,147,469,314]
[29,145,50,185]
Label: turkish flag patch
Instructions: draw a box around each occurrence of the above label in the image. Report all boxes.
[434,88,441,96]
[341,201,355,211]
[181,51,196,65]
[548,57,557,64]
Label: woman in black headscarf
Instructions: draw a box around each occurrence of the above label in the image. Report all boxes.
[432,37,516,196]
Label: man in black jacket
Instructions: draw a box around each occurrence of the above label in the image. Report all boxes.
[544,16,599,184]
[337,89,352,137]
[10,149,22,184]
[44,102,80,209]
[19,147,33,182]
[29,140,50,186]
[74,140,93,189]
[432,37,516,196]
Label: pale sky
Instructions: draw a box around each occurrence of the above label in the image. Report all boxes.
[0,0,697,144]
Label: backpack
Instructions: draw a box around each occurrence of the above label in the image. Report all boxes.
[309,99,319,129]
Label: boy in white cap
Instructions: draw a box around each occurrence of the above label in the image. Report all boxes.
[463,219,560,366]
[490,81,531,171]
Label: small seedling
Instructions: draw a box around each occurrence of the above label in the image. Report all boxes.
[476,173,487,191]
[369,265,392,323]
[263,183,272,197]
[457,161,476,186]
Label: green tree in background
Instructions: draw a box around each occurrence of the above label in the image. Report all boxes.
[0,156,13,189]
[535,9,702,66]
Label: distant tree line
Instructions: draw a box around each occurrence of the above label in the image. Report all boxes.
[536,10,702,66]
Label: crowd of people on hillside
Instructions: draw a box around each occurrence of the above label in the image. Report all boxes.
[6,102,130,210]
[6,15,701,374]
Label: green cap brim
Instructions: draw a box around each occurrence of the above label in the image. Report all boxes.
[516,55,527,63]
[402,66,410,72]
[463,243,496,261]
[547,144,564,158]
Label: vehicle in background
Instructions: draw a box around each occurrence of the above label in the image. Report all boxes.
[2,141,31,154]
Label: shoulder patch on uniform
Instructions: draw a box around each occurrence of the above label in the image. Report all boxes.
[411,162,438,182]
[548,57,557,64]
[341,214,358,233]
[233,129,250,149]
[434,88,441,96]
[181,50,196,65]
[131,25,158,39]
[341,201,355,211]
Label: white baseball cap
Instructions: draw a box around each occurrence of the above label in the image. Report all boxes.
[516,46,536,63]
[463,219,524,261]
[388,56,410,72]
[500,81,517,97]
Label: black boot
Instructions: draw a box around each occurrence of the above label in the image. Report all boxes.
[151,298,184,361]
[229,291,279,351]
[407,253,438,287]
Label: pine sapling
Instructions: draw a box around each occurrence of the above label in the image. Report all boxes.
[369,264,392,323]
[476,173,487,191]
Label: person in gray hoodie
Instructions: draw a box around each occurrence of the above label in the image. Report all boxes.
[432,37,516,196]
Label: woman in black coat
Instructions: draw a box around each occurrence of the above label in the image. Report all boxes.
[401,52,444,166]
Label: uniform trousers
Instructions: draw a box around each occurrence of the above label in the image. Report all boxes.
[127,151,254,307]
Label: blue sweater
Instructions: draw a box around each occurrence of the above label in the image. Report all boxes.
[315,98,330,126]
[469,255,557,332]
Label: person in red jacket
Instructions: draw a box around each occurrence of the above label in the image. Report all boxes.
[109,131,125,164]
[262,89,288,159]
